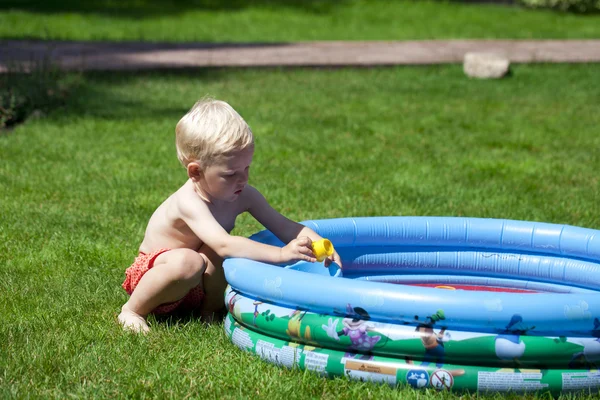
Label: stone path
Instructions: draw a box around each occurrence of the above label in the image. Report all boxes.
[1,39,599,72]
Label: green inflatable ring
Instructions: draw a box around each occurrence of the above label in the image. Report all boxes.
[225,288,600,394]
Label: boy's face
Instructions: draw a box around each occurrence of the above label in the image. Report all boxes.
[197,146,254,202]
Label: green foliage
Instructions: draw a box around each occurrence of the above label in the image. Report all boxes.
[518,0,600,12]
[0,60,74,130]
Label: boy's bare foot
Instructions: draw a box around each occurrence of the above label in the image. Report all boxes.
[118,306,150,333]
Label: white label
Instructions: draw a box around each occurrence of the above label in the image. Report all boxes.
[231,328,253,351]
[304,351,329,374]
[255,340,299,368]
[478,372,548,392]
[562,371,600,390]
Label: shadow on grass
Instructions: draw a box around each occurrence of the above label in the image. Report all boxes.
[49,65,414,122]
[0,0,348,17]
[0,56,83,131]
[61,69,235,121]
[3,66,301,129]
[1,68,213,131]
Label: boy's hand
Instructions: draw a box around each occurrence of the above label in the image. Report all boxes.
[280,236,317,263]
[324,250,343,269]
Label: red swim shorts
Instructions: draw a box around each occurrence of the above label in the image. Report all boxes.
[121,248,205,315]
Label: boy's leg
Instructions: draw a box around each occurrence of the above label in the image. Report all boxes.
[119,249,206,332]
[197,244,227,322]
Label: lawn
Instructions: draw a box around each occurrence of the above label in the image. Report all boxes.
[1,64,599,398]
[1,0,600,41]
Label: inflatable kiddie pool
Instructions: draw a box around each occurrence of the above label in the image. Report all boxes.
[223,217,600,394]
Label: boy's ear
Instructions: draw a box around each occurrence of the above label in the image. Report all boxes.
[187,162,203,181]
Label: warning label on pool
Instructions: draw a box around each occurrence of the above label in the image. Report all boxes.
[562,371,600,390]
[256,340,299,368]
[478,372,548,391]
[344,360,397,385]
[231,328,253,351]
[303,351,329,374]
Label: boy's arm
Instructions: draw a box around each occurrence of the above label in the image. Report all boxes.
[246,186,343,267]
[245,186,323,244]
[178,191,315,264]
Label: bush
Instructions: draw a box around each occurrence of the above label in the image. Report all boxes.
[518,0,600,12]
[0,58,73,130]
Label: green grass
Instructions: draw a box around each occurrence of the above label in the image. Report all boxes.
[1,64,600,398]
[1,0,600,41]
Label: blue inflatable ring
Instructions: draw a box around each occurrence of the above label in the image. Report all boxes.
[224,217,600,336]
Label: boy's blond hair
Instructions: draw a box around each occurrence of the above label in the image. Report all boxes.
[175,98,254,169]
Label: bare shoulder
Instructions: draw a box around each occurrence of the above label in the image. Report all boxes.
[174,180,209,215]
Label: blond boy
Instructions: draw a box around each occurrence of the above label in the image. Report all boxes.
[118,98,342,333]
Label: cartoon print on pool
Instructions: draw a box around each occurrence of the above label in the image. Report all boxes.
[286,309,318,346]
[322,304,381,360]
[495,314,535,366]
[414,310,449,368]
[405,310,465,378]
[252,301,263,326]
[569,317,600,369]
[227,288,242,320]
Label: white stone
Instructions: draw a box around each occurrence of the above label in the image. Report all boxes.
[463,52,510,79]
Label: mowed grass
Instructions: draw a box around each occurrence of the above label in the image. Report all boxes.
[1,64,600,398]
[1,0,600,41]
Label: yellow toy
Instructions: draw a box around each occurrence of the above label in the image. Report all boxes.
[311,239,334,262]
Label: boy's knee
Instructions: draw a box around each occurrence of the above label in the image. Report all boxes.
[170,250,206,282]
